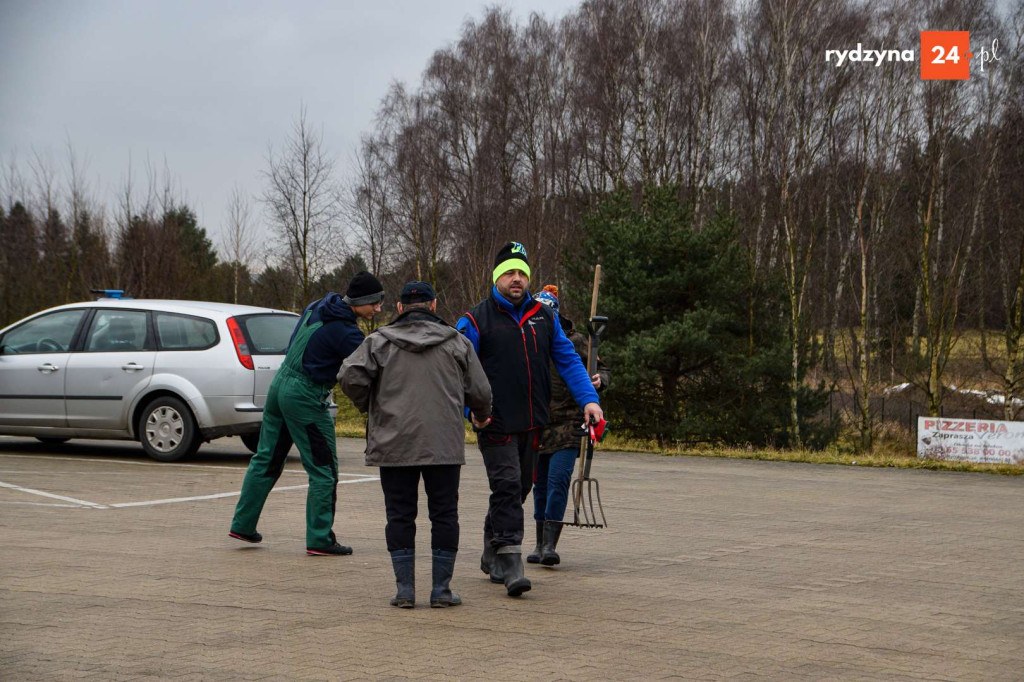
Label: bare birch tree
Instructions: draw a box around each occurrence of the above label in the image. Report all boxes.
[222,185,255,304]
[262,105,343,307]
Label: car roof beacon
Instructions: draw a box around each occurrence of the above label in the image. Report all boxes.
[89,289,132,300]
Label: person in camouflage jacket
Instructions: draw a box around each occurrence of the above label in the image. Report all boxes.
[529,285,610,566]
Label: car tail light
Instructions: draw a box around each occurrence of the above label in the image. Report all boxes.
[226,317,254,370]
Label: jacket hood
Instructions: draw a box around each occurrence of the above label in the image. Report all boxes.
[314,293,356,323]
[378,310,457,352]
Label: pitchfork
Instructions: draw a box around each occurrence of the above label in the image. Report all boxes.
[566,410,609,529]
[563,264,610,528]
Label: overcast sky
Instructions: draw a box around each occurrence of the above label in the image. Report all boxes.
[0,0,580,253]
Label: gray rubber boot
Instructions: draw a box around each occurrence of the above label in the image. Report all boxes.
[526,521,544,564]
[481,532,503,583]
[540,521,563,566]
[495,546,532,597]
[429,549,462,608]
[389,549,415,608]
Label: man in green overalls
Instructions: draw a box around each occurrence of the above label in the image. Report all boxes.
[229,272,384,555]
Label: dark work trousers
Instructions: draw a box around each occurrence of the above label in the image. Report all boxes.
[478,430,539,549]
[378,464,461,552]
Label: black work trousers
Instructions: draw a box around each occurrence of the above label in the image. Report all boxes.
[478,430,538,549]
[378,464,461,552]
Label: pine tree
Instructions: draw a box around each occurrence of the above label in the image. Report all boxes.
[0,202,41,325]
[569,185,828,447]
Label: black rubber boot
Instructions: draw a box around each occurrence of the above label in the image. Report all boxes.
[480,532,503,583]
[540,521,563,566]
[429,549,462,608]
[389,549,415,608]
[526,521,544,564]
[495,547,532,597]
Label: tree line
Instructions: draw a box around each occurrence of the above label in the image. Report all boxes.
[2,0,1023,450]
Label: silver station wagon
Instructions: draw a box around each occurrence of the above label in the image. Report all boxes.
[0,295,313,461]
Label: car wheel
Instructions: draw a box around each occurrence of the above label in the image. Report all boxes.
[139,396,200,462]
[240,431,261,454]
[36,437,71,445]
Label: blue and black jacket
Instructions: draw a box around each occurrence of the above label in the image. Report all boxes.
[456,287,599,433]
[288,293,365,386]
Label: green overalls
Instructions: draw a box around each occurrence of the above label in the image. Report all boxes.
[231,311,341,550]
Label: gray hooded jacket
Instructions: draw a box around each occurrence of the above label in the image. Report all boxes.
[338,309,492,467]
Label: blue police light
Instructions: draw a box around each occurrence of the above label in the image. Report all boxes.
[89,289,133,300]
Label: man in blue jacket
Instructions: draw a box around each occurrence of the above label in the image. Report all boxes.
[230,271,384,556]
[457,242,602,596]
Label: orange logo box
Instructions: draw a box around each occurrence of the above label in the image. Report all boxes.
[920,31,971,80]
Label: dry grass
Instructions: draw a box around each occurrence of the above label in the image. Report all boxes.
[332,398,1022,476]
[826,328,1009,393]
[596,432,1022,475]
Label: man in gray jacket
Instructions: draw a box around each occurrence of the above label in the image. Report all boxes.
[339,281,492,608]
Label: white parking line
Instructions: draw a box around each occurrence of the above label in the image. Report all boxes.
[0,454,378,478]
[0,470,182,476]
[0,480,108,508]
[108,484,309,508]
[107,477,379,508]
[0,453,380,510]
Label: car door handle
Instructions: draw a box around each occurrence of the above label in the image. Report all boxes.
[121,363,145,371]
[38,363,60,372]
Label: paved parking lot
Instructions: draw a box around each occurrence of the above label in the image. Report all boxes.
[1,435,1022,681]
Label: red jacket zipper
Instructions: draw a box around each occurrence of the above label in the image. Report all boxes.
[520,328,533,429]
[498,303,537,430]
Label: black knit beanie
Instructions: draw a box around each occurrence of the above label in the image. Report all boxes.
[492,241,531,283]
[344,271,384,306]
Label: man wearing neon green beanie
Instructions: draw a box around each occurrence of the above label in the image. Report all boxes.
[456,241,603,597]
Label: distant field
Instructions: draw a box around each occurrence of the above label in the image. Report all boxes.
[827,328,1010,385]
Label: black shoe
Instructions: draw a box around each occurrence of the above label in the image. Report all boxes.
[540,521,563,566]
[526,521,544,564]
[390,549,415,608]
[306,542,353,556]
[495,550,532,597]
[430,549,462,608]
[229,530,262,544]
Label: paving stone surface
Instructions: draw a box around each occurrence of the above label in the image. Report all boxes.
[1,435,1022,680]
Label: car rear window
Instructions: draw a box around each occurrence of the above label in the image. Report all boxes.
[155,313,218,350]
[238,314,298,354]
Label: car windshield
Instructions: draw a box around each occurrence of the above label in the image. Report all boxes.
[239,314,298,354]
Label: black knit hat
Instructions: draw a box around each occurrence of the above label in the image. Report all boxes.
[343,271,384,306]
[400,280,436,304]
[492,241,531,283]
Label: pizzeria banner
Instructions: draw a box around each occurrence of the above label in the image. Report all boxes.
[917,417,1024,465]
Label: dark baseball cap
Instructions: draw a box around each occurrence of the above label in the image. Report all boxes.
[400,280,436,304]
